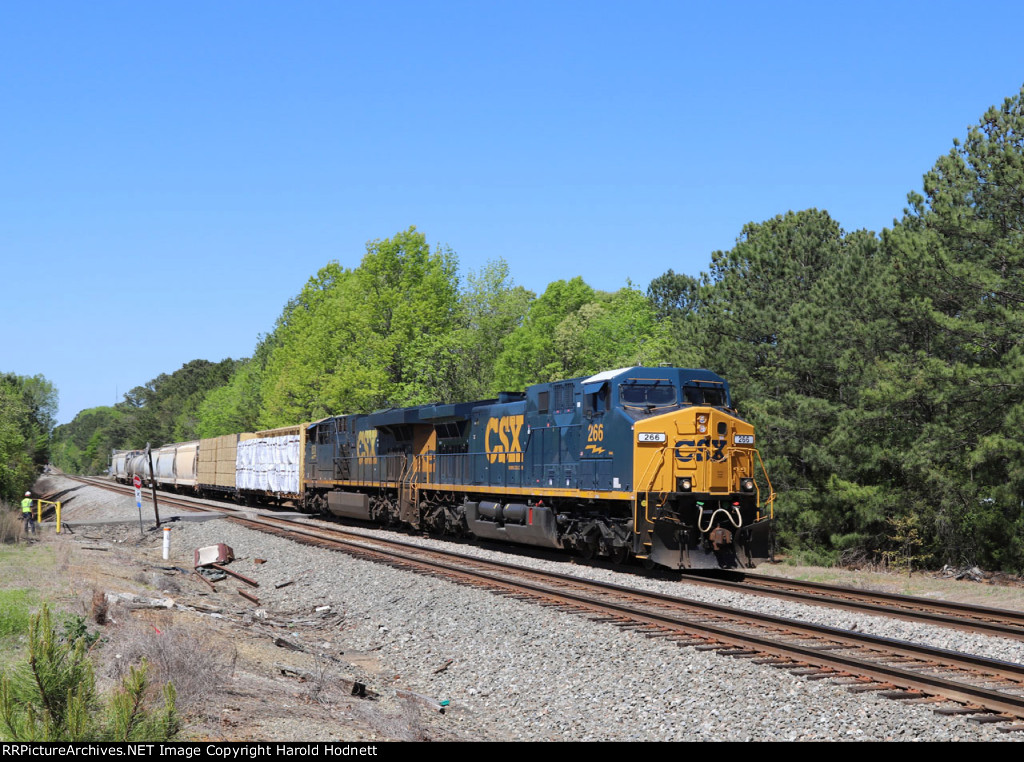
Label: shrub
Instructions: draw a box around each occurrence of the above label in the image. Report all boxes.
[0,606,179,741]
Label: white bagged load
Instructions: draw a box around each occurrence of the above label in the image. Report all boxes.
[236,434,300,493]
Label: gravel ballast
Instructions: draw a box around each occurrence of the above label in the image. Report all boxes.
[170,520,1022,742]
[44,477,1024,742]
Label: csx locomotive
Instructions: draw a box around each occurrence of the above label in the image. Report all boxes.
[113,366,775,569]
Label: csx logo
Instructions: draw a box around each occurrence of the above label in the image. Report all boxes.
[485,415,524,465]
[357,430,378,459]
[675,438,726,462]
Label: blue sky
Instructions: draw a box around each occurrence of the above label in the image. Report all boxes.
[3,1,1024,424]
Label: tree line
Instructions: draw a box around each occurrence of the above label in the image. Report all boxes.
[48,84,1024,571]
[0,374,57,502]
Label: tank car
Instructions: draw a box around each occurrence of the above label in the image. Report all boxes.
[303,366,774,569]
[109,449,138,483]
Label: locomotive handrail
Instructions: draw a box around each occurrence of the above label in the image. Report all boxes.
[752,448,776,521]
[634,442,670,535]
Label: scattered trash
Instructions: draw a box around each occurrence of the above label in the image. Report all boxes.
[194,543,234,568]
[211,563,259,588]
[195,568,227,584]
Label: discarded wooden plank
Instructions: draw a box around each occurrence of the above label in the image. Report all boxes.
[274,579,295,589]
[188,601,224,614]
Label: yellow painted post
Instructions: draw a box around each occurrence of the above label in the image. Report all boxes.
[35,500,63,533]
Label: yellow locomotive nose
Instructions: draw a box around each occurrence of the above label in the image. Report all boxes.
[631,402,773,569]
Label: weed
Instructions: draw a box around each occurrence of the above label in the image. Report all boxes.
[103,621,233,712]
[0,589,37,641]
[0,510,22,546]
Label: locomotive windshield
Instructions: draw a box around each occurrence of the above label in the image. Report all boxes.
[683,385,728,407]
[620,383,678,407]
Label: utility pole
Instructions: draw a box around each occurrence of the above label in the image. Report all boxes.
[145,443,162,527]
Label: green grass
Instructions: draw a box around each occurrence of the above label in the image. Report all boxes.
[0,543,56,654]
[0,589,38,640]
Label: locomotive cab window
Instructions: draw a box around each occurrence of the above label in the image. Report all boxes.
[584,387,608,417]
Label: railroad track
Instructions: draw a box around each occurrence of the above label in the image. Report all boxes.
[69,475,1024,642]
[63,476,1024,730]
[677,569,1024,642]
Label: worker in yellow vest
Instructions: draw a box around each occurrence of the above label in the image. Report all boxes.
[21,491,35,534]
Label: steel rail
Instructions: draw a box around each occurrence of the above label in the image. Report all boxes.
[672,570,1024,641]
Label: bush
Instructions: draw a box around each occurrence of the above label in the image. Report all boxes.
[0,606,179,741]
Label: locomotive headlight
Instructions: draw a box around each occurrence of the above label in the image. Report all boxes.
[697,414,707,424]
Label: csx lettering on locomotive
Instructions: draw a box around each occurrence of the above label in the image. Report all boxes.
[485,414,524,466]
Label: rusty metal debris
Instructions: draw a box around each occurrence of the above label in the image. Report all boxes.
[238,588,260,605]
[211,563,259,588]
[192,571,217,591]
[194,543,234,567]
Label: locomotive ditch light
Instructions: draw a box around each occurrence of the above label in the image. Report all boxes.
[677,477,692,492]
[741,478,755,492]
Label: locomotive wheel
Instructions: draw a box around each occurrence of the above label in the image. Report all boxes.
[611,545,629,565]
[577,536,598,561]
